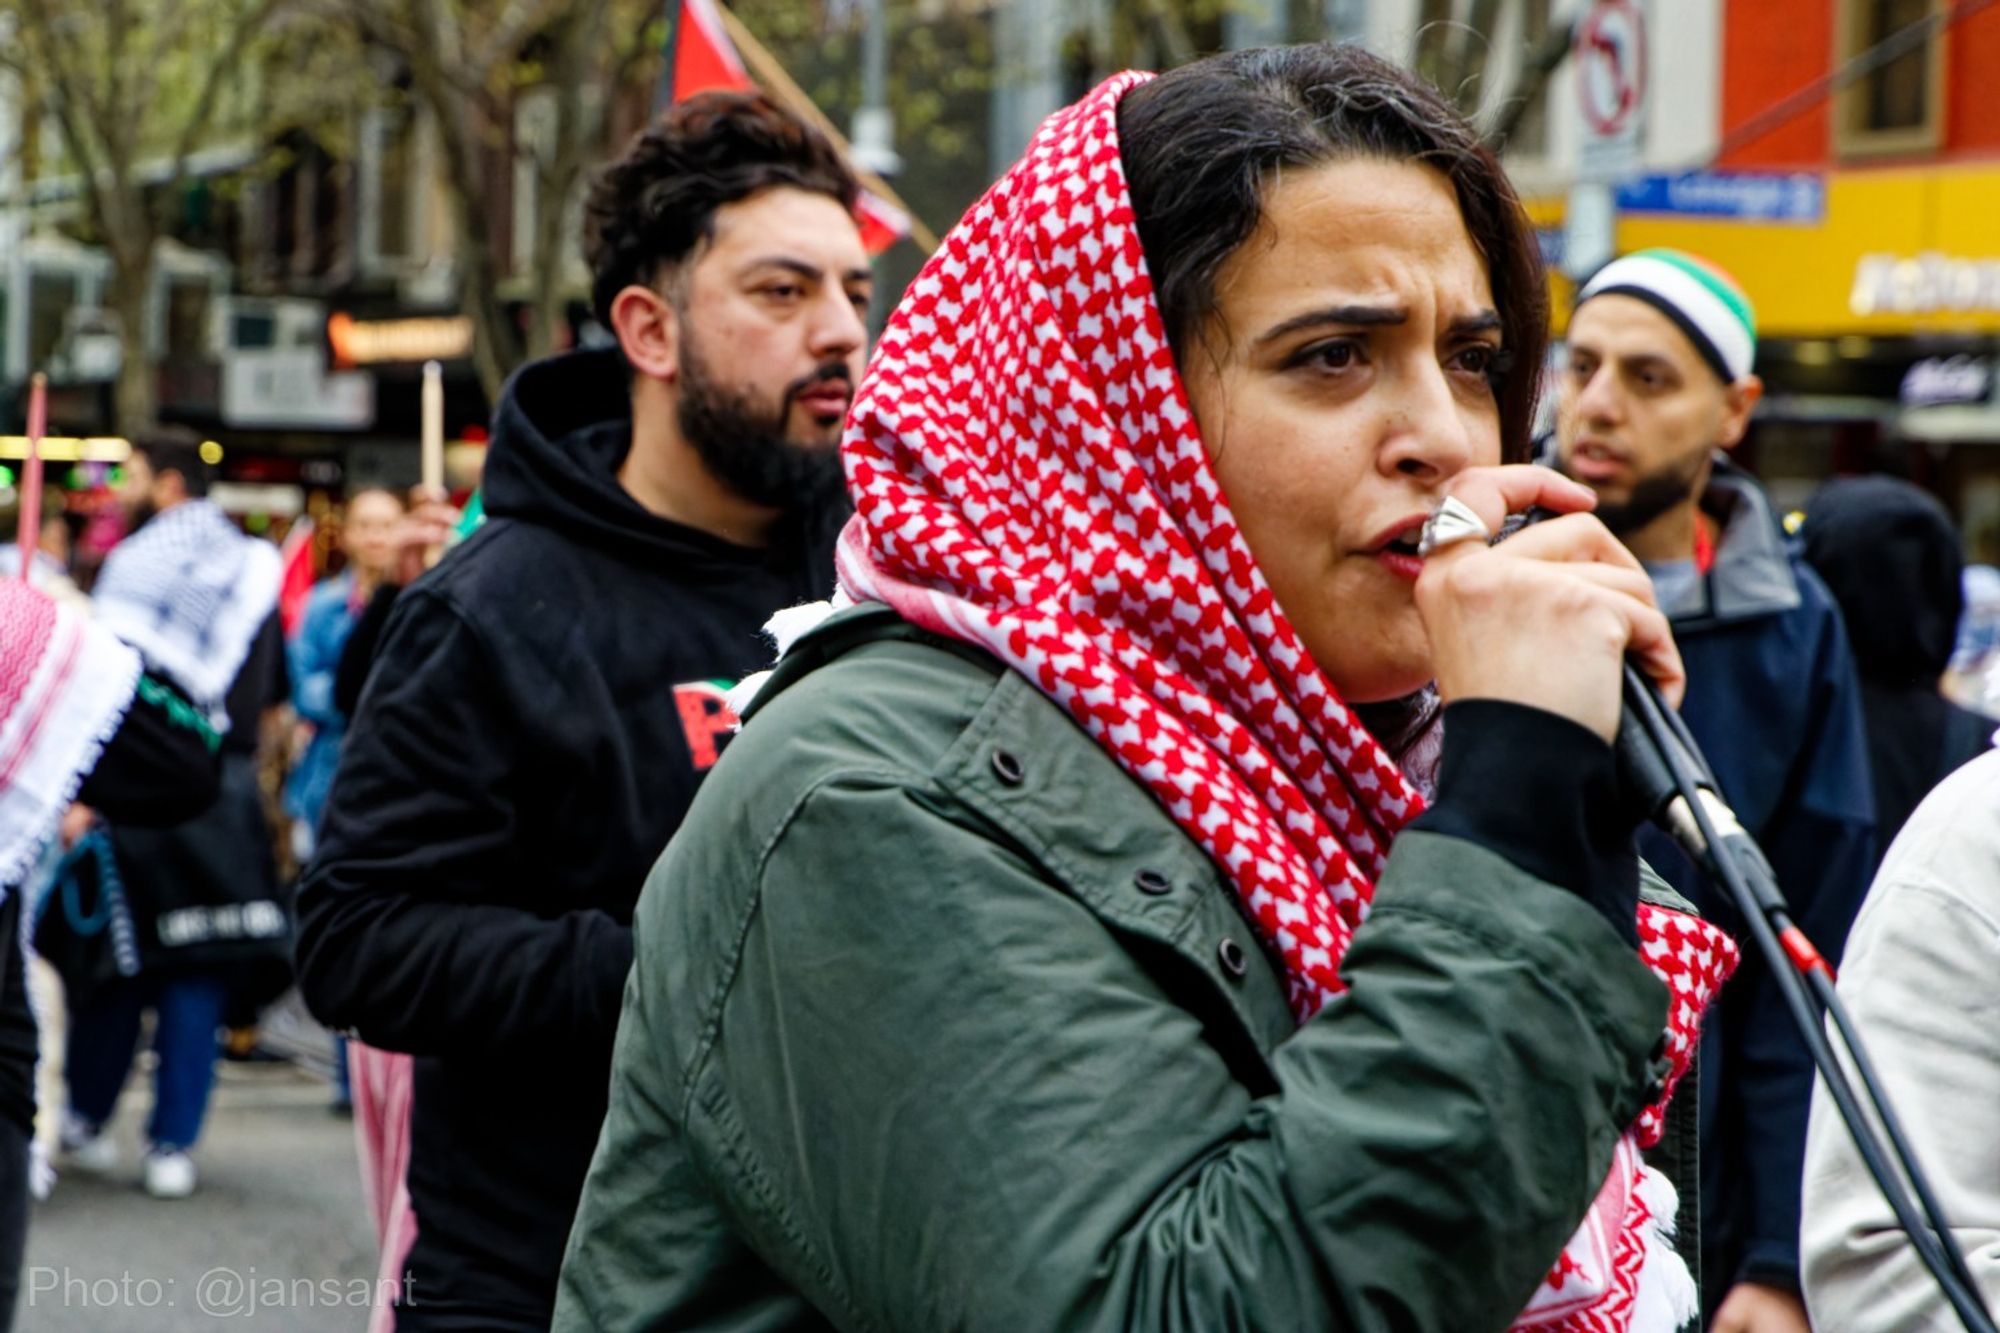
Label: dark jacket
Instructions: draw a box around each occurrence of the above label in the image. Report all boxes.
[1800,474,1995,852]
[295,347,842,1330]
[554,607,1696,1332]
[109,613,290,977]
[1635,460,1876,1306]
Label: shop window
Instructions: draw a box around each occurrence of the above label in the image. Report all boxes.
[232,310,277,350]
[376,108,414,262]
[1834,0,1945,157]
[163,279,213,362]
[27,273,79,371]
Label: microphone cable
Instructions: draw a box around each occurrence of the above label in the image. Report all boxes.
[1618,663,1998,1333]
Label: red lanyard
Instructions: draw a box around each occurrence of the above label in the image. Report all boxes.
[1693,518,1716,575]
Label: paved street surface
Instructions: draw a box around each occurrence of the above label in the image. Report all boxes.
[20,1047,380,1331]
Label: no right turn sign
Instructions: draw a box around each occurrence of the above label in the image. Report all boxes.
[1576,0,1648,180]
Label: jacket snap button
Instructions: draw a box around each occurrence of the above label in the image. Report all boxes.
[1133,869,1173,896]
[1217,938,1248,980]
[990,749,1026,786]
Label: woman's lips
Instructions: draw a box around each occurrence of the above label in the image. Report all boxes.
[1375,550,1425,581]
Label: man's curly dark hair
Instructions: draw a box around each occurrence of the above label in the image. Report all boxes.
[584,91,859,328]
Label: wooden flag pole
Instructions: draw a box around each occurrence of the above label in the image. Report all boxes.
[714,3,940,255]
[420,360,445,493]
[17,374,47,583]
[419,359,446,568]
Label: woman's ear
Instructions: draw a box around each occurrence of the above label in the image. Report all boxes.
[610,284,680,385]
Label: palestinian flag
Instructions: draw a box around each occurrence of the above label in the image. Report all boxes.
[660,0,913,255]
[277,516,316,638]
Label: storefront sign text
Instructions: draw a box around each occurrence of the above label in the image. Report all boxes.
[327,313,474,368]
[1851,253,2000,318]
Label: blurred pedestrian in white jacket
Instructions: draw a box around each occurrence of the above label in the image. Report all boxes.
[1801,748,2000,1330]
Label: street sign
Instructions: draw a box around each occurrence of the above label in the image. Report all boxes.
[1563,181,1618,281]
[1615,171,1825,224]
[1575,0,1647,181]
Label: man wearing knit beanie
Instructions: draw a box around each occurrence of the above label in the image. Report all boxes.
[1553,249,1877,1333]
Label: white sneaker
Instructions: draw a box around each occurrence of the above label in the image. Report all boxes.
[142,1149,196,1200]
[58,1116,118,1175]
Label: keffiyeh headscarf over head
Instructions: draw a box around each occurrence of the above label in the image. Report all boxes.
[836,73,1736,1329]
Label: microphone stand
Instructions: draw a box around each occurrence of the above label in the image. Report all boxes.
[1619,664,1998,1333]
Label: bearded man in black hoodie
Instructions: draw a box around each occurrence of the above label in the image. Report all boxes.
[295,92,870,1331]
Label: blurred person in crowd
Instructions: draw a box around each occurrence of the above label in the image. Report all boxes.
[330,489,461,721]
[295,89,866,1331]
[287,486,405,860]
[285,486,405,1117]
[1800,475,1994,853]
[0,493,84,608]
[0,578,220,1327]
[59,430,289,1201]
[1949,563,2000,717]
[556,46,1735,1333]
[0,492,89,1179]
[1800,747,2000,1330]
[1552,250,1875,1332]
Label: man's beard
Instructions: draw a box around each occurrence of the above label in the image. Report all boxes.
[125,498,159,534]
[677,338,850,517]
[1573,448,1710,539]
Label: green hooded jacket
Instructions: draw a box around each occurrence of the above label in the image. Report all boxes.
[554,607,1694,1332]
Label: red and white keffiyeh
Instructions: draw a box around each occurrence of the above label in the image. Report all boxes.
[0,580,141,887]
[835,73,1738,1330]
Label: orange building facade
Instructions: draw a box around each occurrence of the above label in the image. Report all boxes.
[1529,2,2000,557]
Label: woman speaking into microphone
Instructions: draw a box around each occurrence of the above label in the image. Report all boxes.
[557,42,1734,1333]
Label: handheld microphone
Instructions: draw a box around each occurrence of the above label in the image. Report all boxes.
[1495,504,1825,974]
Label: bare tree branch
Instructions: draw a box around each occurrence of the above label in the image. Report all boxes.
[10,0,120,236]
[1485,11,1578,149]
[155,0,287,235]
[467,0,572,85]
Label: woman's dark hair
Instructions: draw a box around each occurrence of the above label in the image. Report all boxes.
[585,90,859,328]
[1119,44,1549,462]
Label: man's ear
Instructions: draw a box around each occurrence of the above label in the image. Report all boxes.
[156,469,190,507]
[610,284,680,384]
[1716,373,1763,451]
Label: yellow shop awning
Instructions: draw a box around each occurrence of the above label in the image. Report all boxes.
[1529,162,2000,339]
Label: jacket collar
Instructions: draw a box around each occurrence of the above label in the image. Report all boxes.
[1658,457,1802,627]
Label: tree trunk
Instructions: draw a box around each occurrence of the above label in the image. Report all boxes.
[109,242,158,435]
[423,93,524,404]
[458,218,521,406]
[524,196,568,363]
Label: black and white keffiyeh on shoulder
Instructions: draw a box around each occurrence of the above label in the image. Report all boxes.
[93,499,281,719]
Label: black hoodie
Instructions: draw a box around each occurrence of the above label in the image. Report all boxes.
[1801,474,1994,853]
[296,348,842,1330]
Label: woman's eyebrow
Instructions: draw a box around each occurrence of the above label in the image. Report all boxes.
[1449,310,1503,337]
[1254,304,1408,345]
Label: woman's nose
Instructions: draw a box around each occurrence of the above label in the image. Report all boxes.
[1378,361,1478,482]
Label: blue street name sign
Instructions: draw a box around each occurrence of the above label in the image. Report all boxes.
[1614,171,1826,224]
